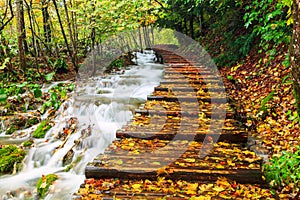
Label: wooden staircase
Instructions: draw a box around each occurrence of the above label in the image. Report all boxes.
[75,47,265,199]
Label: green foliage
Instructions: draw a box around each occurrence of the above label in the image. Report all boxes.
[45,72,55,82]
[22,139,34,147]
[286,110,299,123]
[39,83,74,113]
[33,87,42,98]
[25,117,40,128]
[227,75,234,81]
[36,174,58,198]
[244,0,292,52]
[0,82,42,99]
[259,91,275,114]
[65,155,83,172]
[0,145,25,173]
[214,32,255,67]
[33,120,51,138]
[48,58,68,73]
[109,58,124,69]
[0,88,7,102]
[263,147,300,189]
[153,29,179,45]
[0,57,10,70]
[5,126,17,135]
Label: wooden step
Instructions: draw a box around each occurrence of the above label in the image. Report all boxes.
[154,86,224,92]
[160,80,224,86]
[116,130,247,143]
[85,139,263,184]
[134,109,235,118]
[164,70,213,75]
[147,95,227,103]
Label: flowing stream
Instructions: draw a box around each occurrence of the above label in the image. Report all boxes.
[0,50,164,200]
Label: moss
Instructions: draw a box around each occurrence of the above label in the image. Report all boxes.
[64,155,83,172]
[32,120,51,138]
[36,174,58,198]
[0,145,26,173]
[5,126,17,135]
[25,117,40,128]
[22,139,34,147]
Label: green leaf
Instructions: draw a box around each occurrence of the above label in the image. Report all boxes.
[34,88,42,98]
[45,72,55,82]
[51,92,58,101]
[0,57,10,70]
[0,89,7,102]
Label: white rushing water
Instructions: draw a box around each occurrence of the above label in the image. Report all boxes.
[0,50,164,200]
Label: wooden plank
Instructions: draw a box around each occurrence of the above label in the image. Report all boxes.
[154,86,225,92]
[134,109,234,118]
[164,71,211,75]
[85,166,262,184]
[147,95,227,103]
[116,131,247,143]
[86,139,263,184]
[160,80,224,86]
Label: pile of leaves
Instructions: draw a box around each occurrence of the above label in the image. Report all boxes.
[220,45,299,197]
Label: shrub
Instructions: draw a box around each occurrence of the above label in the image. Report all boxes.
[263,147,300,190]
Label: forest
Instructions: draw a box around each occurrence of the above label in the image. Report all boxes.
[0,0,300,199]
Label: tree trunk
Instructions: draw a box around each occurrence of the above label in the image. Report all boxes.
[41,0,51,44]
[291,0,300,121]
[189,15,194,39]
[62,0,77,71]
[52,0,77,71]
[138,27,143,52]
[183,18,188,35]
[24,0,38,57]
[16,0,26,69]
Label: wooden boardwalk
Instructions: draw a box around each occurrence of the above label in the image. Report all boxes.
[74,47,265,199]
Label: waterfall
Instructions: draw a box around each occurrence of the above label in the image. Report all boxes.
[0,50,164,200]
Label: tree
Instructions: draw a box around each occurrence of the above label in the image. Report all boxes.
[290,0,300,121]
[16,0,26,68]
[0,0,14,34]
[52,0,78,72]
[41,0,51,44]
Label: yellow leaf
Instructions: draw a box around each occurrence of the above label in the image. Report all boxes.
[186,183,198,195]
[216,177,230,188]
[184,158,195,163]
[114,159,123,165]
[131,183,143,193]
[216,164,225,169]
[128,142,135,147]
[213,185,225,192]
[152,161,161,165]
[132,183,142,189]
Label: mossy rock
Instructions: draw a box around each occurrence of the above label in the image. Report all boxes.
[0,145,26,173]
[36,174,58,198]
[25,117,40,128]
[22,139,34,147]
[5,125,18,135]
[33,120,51,138]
